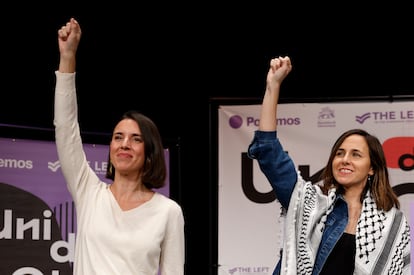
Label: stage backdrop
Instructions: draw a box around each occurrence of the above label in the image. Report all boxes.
[0,137,169,275]
[217,100,414,275]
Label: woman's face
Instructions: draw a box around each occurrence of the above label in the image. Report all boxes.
[332,134,374,191]
[109,118,145,176]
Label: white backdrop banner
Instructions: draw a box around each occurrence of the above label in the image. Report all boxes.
[217,101,414,275]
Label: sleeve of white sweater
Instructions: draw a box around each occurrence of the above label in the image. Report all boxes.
[53,71,100,203]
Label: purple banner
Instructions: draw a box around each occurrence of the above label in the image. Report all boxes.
[0,137,169,274]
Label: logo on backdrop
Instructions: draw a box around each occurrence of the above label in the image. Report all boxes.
[356,109,414,124]
[48,161,61,172]
[229,115,300,129]
[222,266,270,275]
[317,107,335,127]
[229,115,244,129]
[47,160,108,176]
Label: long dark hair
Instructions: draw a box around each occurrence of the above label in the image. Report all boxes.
[105,110,167,189]
[320,128,400,211]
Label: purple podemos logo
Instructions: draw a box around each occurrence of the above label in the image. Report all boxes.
[229,115,243,129]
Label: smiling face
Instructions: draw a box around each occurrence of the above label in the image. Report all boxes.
[332,134,374,191]
[109,118,146,177]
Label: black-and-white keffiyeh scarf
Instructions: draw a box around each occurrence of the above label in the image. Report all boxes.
[279,175,411,275]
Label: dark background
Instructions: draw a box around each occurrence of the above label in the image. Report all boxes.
[2,4,414,274]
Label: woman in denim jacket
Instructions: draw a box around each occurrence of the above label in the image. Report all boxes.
[247,56,411,275]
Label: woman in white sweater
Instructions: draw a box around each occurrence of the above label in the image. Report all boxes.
[54,18,185,275]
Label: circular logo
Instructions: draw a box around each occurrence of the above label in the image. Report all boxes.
[229,115,243,129]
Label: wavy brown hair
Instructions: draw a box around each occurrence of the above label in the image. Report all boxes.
[320,128,400,211]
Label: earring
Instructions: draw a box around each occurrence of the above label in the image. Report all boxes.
[367,175,372,185]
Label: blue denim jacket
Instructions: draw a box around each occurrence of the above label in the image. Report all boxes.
[248,130,349,275]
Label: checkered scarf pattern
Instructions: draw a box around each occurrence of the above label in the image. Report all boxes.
[280,179,411,275]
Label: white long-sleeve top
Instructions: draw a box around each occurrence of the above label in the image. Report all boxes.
[54,72,185,275]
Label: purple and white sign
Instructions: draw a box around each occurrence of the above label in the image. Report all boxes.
[0,137,170,274]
